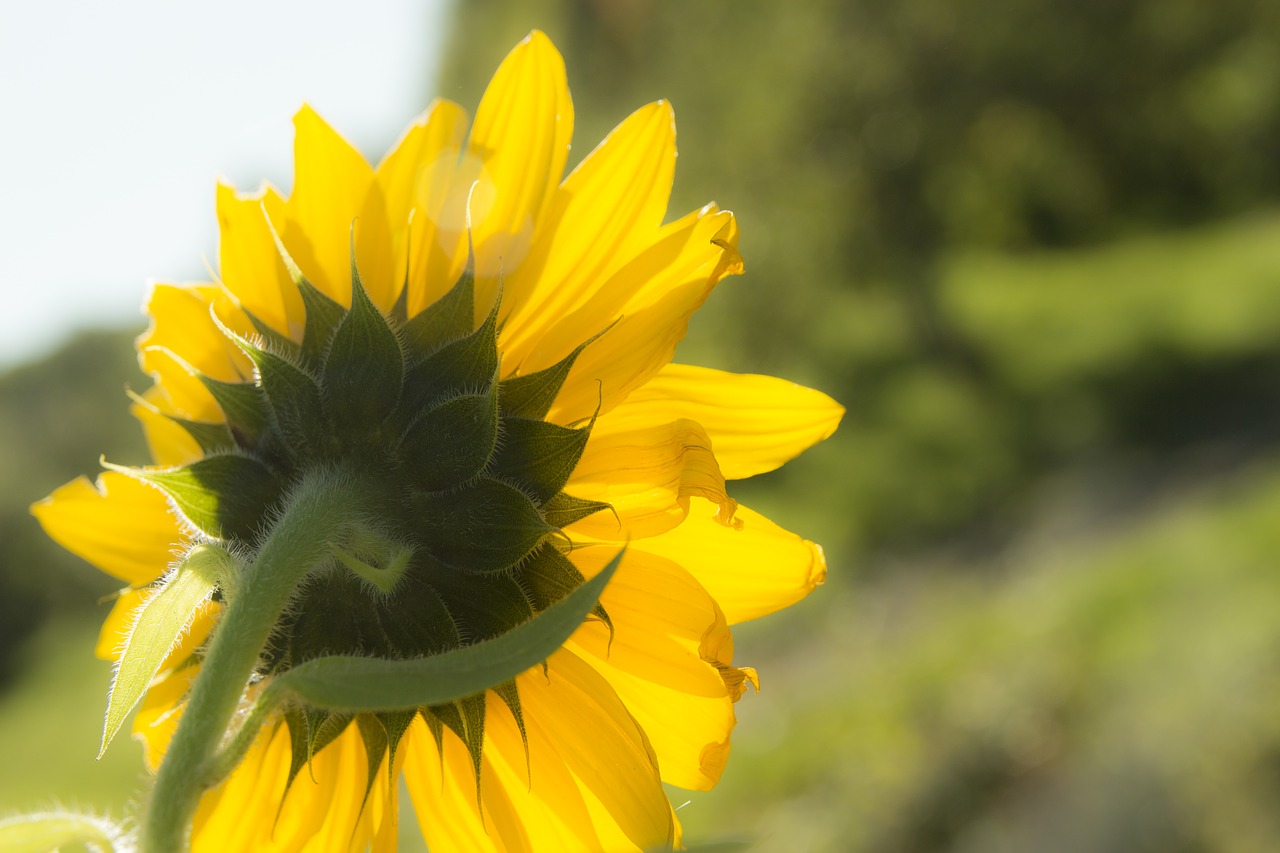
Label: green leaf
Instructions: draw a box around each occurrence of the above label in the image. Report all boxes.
[322,272,404,436]
[269,547,623,712]
[111,453,283,542]
[0,811,122,853]
[100,545,230,757]
[398,376,500,491]
[488,416,592,504]
[417,477,553,572]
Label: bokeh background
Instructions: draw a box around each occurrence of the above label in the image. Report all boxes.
[4,1,1280,850]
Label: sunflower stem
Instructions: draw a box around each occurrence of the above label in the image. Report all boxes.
[140,468,367,853]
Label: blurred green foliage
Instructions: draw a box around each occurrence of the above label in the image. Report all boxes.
[442,0,1280,558]
[0,329,148,683]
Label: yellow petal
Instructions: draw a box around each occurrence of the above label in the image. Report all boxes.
[465,30,573,307]
[376,99,472,317]
[567,548,746,791]
[568,418,737,539]
[281,105,395,310]
[633,499,828,624]
[193,724,393,852]
[543,208,742,423]
[136,282,257,425]
[216,181,305,339]
[32,472,180,585]
[404,716,504,852]
[501,100,676,363]
[130,385,204,467]
[133,663,197,771]
[602,363,845,480]
[519,651,675,851]
[405,654,675,852]
[95,588,145,660]
[138,283,252,385]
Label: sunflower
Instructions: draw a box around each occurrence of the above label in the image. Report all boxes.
[33,30,841,853]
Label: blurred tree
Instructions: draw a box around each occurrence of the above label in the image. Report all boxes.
[0,329,148,687]
[439,0,1280,554]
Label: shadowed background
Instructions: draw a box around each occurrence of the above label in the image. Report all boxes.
[4,1,1280,850]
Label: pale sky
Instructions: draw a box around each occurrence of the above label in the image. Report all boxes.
[0,0,450,367]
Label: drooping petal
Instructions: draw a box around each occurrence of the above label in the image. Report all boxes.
[632,499,828,624]
[568,418,737,539]
[603,363,845,480]
[568,548,751,791]
[31,472,180,585]
[376,98,472,317]
[500,100,676,362]
[279,105,395,311]
[216,181,305,340]
[464,30,573,307]
[541,208,743,423]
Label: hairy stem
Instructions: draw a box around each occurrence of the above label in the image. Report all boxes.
[140,469,366,853]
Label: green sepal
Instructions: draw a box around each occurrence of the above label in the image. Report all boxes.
[297,279,347,370]
[263,211,345,370]
[431,693,486,799]
[0,811,122,853]
[171,417,236,454]
[372,568,463,657]
[521,543,613,642]
[401,293,498,415]
[242,307,302,362]
[240,342,329,463]
[489,416,592,504]
[127,388,236,454]
[107,453,283,542]
[498,329,604,420]
[418,477,552,572]
[420,707,445,756]
[322,270,404,438]
[540,492,613,529]
[330,533,414,595]
[379,708,417,782]
[355,714,390,823]
[492,680,530,776]
[399,373,500,492]
[401,255,475,359]
[427,568,534,643]
[266,547,622,711]
[279,705,351,794]
[199,376,268,446]
[99,544,231,757]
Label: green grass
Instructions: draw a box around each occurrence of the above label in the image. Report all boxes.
[0,618,145,818]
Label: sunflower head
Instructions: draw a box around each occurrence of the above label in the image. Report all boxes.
[32,29,841,853]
